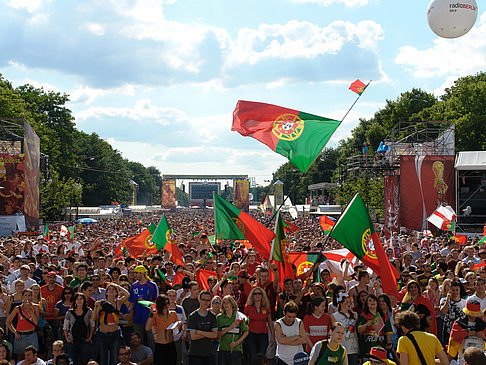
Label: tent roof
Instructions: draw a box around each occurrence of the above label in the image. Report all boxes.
[455,151,486,170]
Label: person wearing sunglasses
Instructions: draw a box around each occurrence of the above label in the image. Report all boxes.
[244,287,274,364]
[117,346,136,365]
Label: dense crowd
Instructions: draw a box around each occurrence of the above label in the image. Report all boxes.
[0,209,485,365]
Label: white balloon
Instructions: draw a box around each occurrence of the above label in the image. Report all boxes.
[427,0,478,38]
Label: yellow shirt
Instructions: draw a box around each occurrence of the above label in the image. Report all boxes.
[397,331,443,365]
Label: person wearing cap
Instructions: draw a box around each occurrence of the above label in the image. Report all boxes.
[447,299,486,361]
[396,311,448,365]
[128,265,159,349]
[40,271,64,340]
[361,347,396,365]
[10,265,36,294]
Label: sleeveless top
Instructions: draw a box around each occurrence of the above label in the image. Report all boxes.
[276,317,303,364]
[16,304,36,332]
[99,301,120,326]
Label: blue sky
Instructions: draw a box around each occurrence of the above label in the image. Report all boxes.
[0,0,484,185]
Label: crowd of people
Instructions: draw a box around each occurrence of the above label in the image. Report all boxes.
[0,209,485,365]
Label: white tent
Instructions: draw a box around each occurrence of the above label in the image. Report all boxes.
[455,151,486,170]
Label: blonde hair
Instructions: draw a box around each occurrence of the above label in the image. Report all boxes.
[222,295,238,314]
[52,340,64,350]
[441,278,452,297]
[246,286,270,308]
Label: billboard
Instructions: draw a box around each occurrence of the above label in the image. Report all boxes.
[0,154,25,216]
[161,179,176,209]
[399,155,455,231]
[274,181,284,207]
[384,175,400,232]
[189,182,220,206]
[23,120,40,229]
[234,179,249,212]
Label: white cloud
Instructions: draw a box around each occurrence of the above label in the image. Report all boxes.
[84,23,105,36]
[75,99,186,125]
[226,19,384,67]
[20,79,60,93]
[6,0,43,13]
[69,84,137,105]
[395,12,486,79]
[290,0,372,7]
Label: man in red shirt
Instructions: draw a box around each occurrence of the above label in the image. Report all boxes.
[40,271,63,337]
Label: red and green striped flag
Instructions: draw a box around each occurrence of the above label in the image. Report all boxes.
[283,220,300,234]
[479,236,486,244]
[319,215,335,234]
[271,212,294,286]
[329,193,399,298]
[232,100,341,173]
[123,223,157,258]
[214,193,275,260]
[67,226,75,242]
[151,215,184,266]
[43,225,49,240]
[349,79,367,95]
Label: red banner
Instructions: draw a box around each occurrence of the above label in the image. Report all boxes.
[234,179,249,212]
[399,156,455,230]
[23,120,40,229]
[0,155,25,216]
[161,179,176,210]
[384,175,400,232]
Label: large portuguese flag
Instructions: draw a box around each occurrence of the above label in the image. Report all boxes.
[214,193,275,260]
[330,193,399,298]
[123,223,157,258]
[232,100,341,173]
[151,215,184,266]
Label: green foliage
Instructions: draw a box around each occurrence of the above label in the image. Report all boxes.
[337,175,384,220]
[40,171,82,221]
[176,187,189,207]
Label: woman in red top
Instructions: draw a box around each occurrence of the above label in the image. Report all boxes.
[244,287,274,363]
[6,288,39,361]
[399,280,437,335]
[303,296,332,353]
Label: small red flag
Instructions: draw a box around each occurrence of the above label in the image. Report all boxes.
[454,234,467,246]
[349,79,367,95]
[196,269,218,290]
[319,215,335,233]
[283,220,300,234]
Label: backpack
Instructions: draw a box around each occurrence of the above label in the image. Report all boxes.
[70,309,89,342]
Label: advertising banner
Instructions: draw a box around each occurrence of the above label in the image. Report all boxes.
[233,179,249,212]
[384,175,400,232]
[23,120,40,229]
[399,155,455,231]
[161,179,176,210]
[0,154,25,216]
[274,181,284,207]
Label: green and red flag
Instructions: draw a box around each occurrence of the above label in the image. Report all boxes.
[196,269,218,290]
[453,234,467,246]
[43,225,49,240]
[123,223,157,258]
[214,193,275,260]
[151,215,184,266]
[329,193,399,298]
[157,269,172,287]
[114,242,128,256]
[283,220,300,234]
[349,79,367,95]
[67,226,75,242]
[271,212,294,287]
[232,100,341,173]
[288,252,327,282]
[318,215,335,234]
[479,236,486,244]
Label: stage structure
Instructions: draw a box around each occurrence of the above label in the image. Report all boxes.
[341,121,455,231]
[161,175,249,210]
[0,118,41,232]
[455,151,486,232]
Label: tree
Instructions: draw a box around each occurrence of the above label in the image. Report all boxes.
[40,171,82,221]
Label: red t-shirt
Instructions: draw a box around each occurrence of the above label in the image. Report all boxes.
[246,262,259,276]
[40,284,64,319]
[244,305,270,334]
[303,313,332,352]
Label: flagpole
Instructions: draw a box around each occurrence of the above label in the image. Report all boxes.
[302,192,358,285]
[268,210,279,266]
[266,82,371,226]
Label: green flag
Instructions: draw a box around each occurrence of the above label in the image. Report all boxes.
[151,215,184,265]
[329,193,399,298]
[43,225,49,239]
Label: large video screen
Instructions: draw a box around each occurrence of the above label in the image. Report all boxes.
[189,182,220,201]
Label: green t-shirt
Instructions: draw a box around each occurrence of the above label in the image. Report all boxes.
[357,313,392,357]
[309,341,346,365]
[216,312,248,353]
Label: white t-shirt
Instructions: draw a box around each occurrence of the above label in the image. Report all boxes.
[10,277,37,293]
[276,317,303,365]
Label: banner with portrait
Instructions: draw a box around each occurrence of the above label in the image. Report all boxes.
[23,120,40,229]
[233,179,249,212]
[161,179,176,209]
[0,154,25,216]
